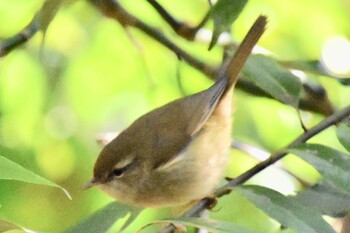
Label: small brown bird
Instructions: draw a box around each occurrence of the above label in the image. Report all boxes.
[86,16,267,207]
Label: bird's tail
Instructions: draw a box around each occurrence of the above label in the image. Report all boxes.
[221,15,267,96]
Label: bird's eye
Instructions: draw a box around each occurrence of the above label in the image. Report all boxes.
[110,158,136,179]
[112,168,125,177]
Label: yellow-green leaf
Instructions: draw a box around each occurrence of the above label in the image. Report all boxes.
[0,156,71,199]
[294,181,350,217]
[64,202,141,233]
[336,123,350,152]
[243,55,302,108]
[290,143,350,194]
[209,0,248,50]
[238,185,335,233]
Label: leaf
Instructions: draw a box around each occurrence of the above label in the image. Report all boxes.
[243,55,302,108]
[0,156,71,199]
[336,123,350,152]
[279,60,350,85]
[64,202,142,233]
[209,0,248,50]
[294,181,350,217]
[141,217,261,233]
[290,143,350,193]
[237,185,335,233]
[120,206,142,232]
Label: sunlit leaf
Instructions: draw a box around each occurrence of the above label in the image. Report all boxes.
[290,144,350,193]
[336,123,350,152]
[279,60,350,85]
[120,206,142,232]
[0,156,71,199]
[64,202,142,233]
[243,55,302,108]
[294,181,350,217]
[141,217,261,233]
[209,0,248,50]
[237,185,335,233]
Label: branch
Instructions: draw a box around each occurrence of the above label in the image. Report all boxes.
[146,0,210,40]
[0,0,335,115]
[0,17,39,57]
[88,0,334,116]
[217,103,350,192]
[237,79,334,116]
[88,0,217,77]
[158,103,350,233]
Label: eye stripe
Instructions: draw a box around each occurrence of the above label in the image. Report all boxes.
[113,156,135,170]
[109,157,137,179]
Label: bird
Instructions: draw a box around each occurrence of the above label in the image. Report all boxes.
[85,15,267,208]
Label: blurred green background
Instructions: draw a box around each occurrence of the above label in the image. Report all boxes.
[0,0,350,232]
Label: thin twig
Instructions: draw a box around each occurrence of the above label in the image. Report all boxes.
[146,0,210,40]
[158,103,350,233]
[0,17,39,57]
[88,0,334,116]
[217,103,350,194]
[0,0,335,115]
[147,0,182,31]
[231,140,270,161]
[88,0,216,76]
[236,80,334,116]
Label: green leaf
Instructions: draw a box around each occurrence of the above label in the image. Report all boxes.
[243,55,302,108]
[290,143,350,193]
[64,202,142,233]
[209,0,248,50]
[0,156,71,199]
[336,123,350,152]
[279,60,350,85]
[237,185,335,233]
[141,217,261,233]
[294,181,350,217]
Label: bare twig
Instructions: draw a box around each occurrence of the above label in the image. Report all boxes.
[236,79,334,116]
[0,0,335,115]
[88,0,334,116]
[231,140,270,161]
[0,17,39,57]
[231,140,313,188]
[146,0,210,40]
[158,103,350,233]
[217,104,350,194]
[88,0,217,76]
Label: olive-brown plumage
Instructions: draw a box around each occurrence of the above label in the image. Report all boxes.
[87,16,267,207]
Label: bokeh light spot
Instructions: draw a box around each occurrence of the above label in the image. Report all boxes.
[322,36,350,76]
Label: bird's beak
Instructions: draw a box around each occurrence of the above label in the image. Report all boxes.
[84,178,100,190]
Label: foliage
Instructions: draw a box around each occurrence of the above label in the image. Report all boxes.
[0,155,70,198]
[0,0,350,233]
